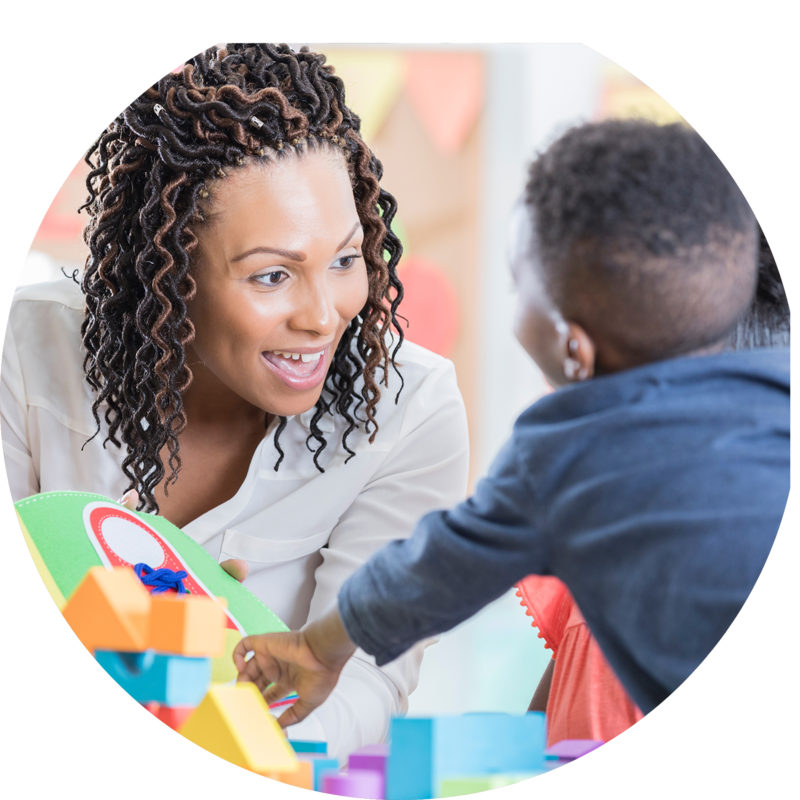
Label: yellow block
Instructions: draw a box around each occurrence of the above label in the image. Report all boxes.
[179,683,299,774]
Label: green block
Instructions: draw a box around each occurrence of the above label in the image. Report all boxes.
[438,773,542,796]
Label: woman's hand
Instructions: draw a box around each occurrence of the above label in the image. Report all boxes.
[233,608,357,728]
[117,488,249,582]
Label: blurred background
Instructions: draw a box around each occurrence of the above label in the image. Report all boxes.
[23,43,683,717]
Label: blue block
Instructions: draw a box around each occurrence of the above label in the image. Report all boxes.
[290,739,328,755]
[94,649,211,706]
[297,754,340,791]
[386,712,546,800]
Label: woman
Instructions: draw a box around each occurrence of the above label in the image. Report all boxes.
[0,43,469,758]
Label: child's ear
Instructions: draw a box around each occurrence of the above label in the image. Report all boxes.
[562,322,596,381]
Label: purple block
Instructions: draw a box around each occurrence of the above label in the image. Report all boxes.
[323,768,385,799]
[348,744,388,797]
[545,739,604,761]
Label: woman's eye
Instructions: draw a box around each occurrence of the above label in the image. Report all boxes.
[254,270,287,287]
[334,254,362,270]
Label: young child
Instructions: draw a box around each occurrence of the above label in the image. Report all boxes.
[517,230,791,747]
[233,119,790,730]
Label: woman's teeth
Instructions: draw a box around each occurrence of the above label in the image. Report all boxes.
[272,350,323,363]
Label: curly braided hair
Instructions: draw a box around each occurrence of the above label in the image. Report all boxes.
[80,43,405,512]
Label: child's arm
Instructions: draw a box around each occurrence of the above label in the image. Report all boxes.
[233,608,356,727]
[528,658,554,713]
[235,429,543,723]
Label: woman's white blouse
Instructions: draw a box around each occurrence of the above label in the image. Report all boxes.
[1,278,470,759]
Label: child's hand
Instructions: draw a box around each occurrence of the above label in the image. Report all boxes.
[233,608,357,728]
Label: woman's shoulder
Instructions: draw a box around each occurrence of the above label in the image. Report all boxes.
[11,276,85,313]
[4,278,89,420]
[385,339,459,395]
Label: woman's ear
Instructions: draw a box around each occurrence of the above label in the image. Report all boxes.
[562,322,596,382]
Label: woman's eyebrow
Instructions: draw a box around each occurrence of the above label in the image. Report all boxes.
[231,221,364,264]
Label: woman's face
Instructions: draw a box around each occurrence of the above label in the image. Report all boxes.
[188,149,368,418]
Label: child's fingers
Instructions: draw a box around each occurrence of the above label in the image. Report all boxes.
[232,637,251,671]
[276,698,313,729]
[262,680,294,707]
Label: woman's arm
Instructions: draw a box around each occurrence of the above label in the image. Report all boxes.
[1,309,39,500]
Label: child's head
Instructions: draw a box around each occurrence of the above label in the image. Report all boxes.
[509,119,758,387]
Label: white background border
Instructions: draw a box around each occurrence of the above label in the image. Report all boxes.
[2,2,797,798]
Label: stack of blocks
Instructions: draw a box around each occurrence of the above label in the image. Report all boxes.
[61,566,308,785]
[317,712,549,799]
[62,566,604,797]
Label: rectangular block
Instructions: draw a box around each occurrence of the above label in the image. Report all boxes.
[298,755,341,792]
[386,712,546,800]
[290,739,328,754]
[349,743,388,798]
[95,649,210,706]
[438,772,542,796]
[545,739,604,761]
[148,593,227,657]
[264,760,314,789]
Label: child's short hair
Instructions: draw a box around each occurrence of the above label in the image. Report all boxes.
[525,119,758,365]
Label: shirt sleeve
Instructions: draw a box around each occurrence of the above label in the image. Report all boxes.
[1,305,39,500]
[338,428,550,667]
[292,359,470,759]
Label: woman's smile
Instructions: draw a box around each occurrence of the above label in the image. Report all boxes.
[261,345,331,390]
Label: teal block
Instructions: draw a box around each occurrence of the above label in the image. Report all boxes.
[290,739,328,754]
[94,649,211,706]
[297,754,340,791]
[386,712,547,800]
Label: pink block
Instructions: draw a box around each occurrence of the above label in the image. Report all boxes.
[322,768,384,799]
[545,739,604,760]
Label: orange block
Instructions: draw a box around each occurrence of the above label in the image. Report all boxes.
[264,760,314,789]
[179,683,298,775]
[62,566,151,653]
[147,593,227,657]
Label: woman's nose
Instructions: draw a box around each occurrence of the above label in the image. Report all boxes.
[289,278,338,336]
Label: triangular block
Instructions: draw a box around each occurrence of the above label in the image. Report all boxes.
[178,683,298,774]
[62,566,150,653]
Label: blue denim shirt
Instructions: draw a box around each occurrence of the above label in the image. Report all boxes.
[338,348,790,714]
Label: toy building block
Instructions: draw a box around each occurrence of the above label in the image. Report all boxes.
[348,743,388,798]
[144,701,195,731]
[323,769,385,799]
[178,682,298,775]
[147,593,227,657]
[438,773,542,796]
[297,754,341,791]
[62,566,151,653]
[386,712,547,800]
[545,739,604,761]
[290,739,328,754]
[95,649,211,707]
[264,760,314,790]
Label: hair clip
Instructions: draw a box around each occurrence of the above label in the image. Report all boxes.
[153,103,165,119]
[275,140,284,151]
[198,187,210,199]
[250,116,264,130]
[216,167,226,178]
